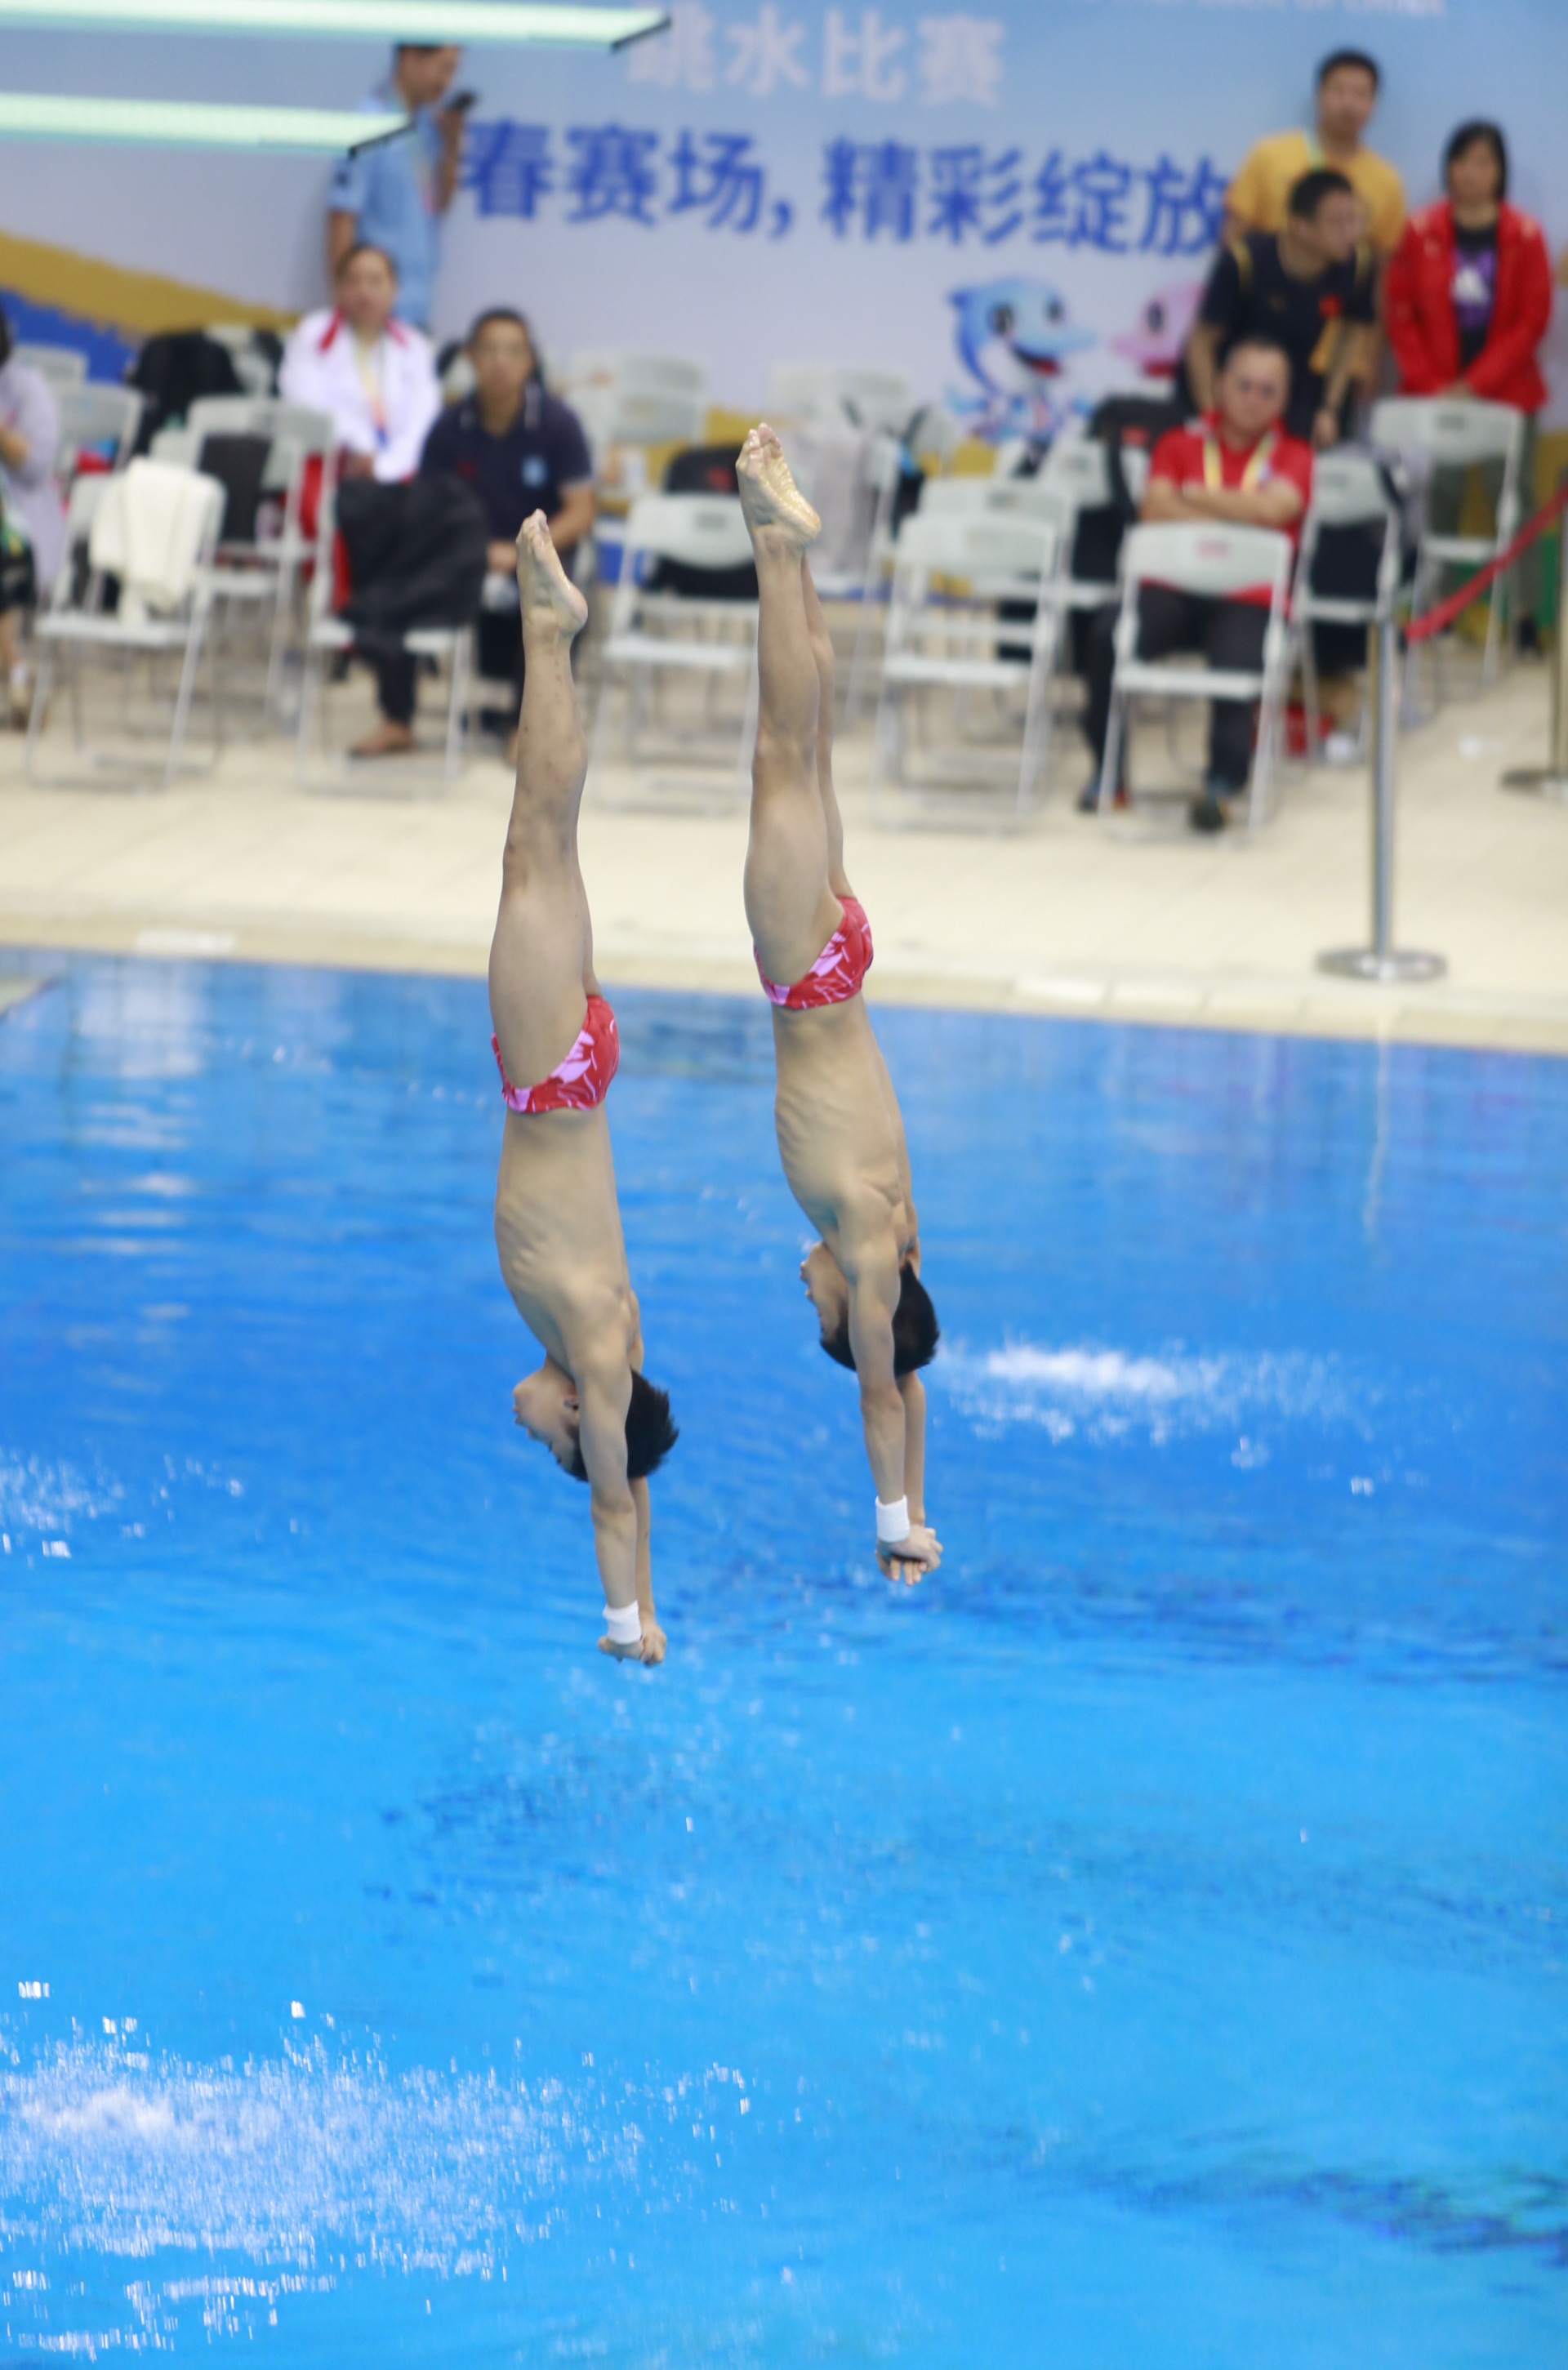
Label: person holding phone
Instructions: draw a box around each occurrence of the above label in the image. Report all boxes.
[327,44,470,332]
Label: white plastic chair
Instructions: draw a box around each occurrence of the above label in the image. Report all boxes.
[869,507,1062,826]
[203,323,279,398]
[24,468,226,789]
[185,394,336,723]
[838,408,968,724]
[1292,448,1401,761]
[1369,395,1524,692]
[915,474,1110,726]
[14,342,87,390]
[53,384,144,477]
[590,492,758,807]
[295,467,473,792]
[560,352,707,458]
[766,363,913,434]
[1099,521,1294,831]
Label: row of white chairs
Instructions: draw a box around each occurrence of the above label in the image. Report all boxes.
[589,392,1519,831]
[22,373,1522,815]
[25,394,340,787]
[553,351,915,457]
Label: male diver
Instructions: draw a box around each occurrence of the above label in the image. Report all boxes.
[736,425,942,1584]
[490,512,678,1661]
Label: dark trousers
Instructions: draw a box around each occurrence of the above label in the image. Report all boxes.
[1084,586,1269,791]
[376,607,523,728]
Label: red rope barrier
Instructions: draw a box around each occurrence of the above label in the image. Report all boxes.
[1404,475,1568,645]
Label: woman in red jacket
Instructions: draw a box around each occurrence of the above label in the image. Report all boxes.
[1385,121,1552,639]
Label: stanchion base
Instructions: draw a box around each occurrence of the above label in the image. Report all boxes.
[1316,948,1447,984]
[1500,767,1568,802]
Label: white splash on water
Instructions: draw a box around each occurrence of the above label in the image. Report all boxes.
[934,1343,1364,1446]
[1,2037,754,2351]
[0,1454,123,1539]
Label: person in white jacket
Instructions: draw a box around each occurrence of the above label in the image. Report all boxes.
[280,243,439,485]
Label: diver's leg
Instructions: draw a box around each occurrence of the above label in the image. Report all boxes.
[737,424,845,987]
[488,511,595,1086]
[800,559,853,901]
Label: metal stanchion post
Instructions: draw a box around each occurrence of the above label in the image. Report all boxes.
[1317,614,1446,984]
[1502,476,1568,800]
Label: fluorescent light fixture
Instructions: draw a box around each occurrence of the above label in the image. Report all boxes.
[0,91,409,148]
[0,1,668,43]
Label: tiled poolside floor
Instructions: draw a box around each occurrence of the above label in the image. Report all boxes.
[2,655,1564,1053]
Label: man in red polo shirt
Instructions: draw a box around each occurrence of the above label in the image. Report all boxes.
[1080,336,1312,832]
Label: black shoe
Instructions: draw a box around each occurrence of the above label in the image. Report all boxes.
[1517,617,1541,656]
[1077,777,1128,813]
[1188,789,1228,834]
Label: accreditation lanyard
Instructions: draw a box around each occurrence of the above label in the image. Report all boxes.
[351,335,390,448]
[1203,426,1276,494]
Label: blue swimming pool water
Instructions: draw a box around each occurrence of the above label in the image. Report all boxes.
[1,955,1564,2367]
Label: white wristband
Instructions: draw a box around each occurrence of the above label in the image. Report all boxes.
[875,1495,911,1546]
[603,1600,642,1646]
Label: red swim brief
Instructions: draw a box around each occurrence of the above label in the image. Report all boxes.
[492,993,620,1114]
[755,895,874,1010]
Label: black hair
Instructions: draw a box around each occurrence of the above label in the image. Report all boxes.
[1445,119,1508,201]
[1316,48,1380,91]
[0,300,10,370]
[468,307,543,381]
[335,239,399,283]
[564,1370,679,1485]
[1287,167,1356,222]
[820,1265,941,1380]
[1220,332,1294,385]
[470,305,532,345]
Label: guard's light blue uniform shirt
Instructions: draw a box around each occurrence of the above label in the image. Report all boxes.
[328,88,445,331]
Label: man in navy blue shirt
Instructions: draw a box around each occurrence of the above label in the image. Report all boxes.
[366,308,595,760]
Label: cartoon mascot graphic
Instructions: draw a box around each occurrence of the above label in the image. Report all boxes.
[948,277,1094,438]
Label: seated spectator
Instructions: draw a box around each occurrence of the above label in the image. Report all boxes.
[279,243,439,485]
[1385,122,1552,643]
[0,302,65,726]
[1182,170,1374,448]
[364,306,595,760]
[1227,49,1405,258]
[1080,338,1311,835]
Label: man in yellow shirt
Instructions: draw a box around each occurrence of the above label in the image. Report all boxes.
[1227,49,1405,257]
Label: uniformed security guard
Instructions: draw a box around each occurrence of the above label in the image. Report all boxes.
[327,45,467,334]
[366,309,596,760]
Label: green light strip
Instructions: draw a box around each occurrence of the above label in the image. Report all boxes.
[0,0,667,43]
[0,91,409,147]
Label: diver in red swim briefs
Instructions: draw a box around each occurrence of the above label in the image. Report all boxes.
[490,511,678,1663]
[737,425,942,1584]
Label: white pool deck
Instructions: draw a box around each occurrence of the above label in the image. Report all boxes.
[2,653,1565,1057]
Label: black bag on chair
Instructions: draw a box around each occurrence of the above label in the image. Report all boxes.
[196,434,272,546]
[653,444,759,601]
[127,332,243,449]
[336,476,489,662]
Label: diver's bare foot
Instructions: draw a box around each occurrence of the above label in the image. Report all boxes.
[736,424,820,554]
[517,510,588,637]
[350,719,416,759]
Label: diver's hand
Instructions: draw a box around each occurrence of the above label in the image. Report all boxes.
[599,1611,666,1664]
[877,1521,942,1584]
